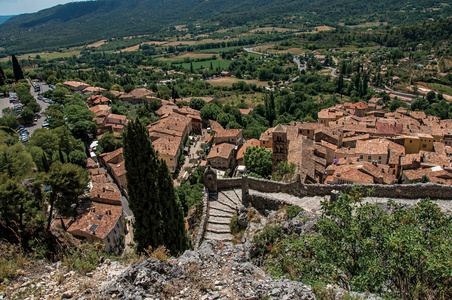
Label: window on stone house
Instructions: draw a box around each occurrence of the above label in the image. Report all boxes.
[368,156,371,161]
[379,156,382,160]
[410,140,412,143]
[360,155,363,159]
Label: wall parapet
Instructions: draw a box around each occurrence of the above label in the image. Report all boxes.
[215,177,452,200]
[194,189,209,249]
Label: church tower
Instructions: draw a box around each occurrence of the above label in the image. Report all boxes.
[272,124,288,172]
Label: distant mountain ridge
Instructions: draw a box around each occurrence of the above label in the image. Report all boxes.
[0,15,15,25]
[0,0,450,55]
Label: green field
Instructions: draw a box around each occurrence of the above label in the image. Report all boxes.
[163,58,232,70]
[182,60,231,70]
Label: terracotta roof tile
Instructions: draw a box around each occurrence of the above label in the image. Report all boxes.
[67,201,123,240]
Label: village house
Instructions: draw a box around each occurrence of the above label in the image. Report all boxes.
[148,113,192,145]
[236,139,260,166]
[176,107,202,132]
[83,86,107,94]
[207,143,236,169]
[119,88,154,104]
[152,137,182,173]
[87,95,111,106]
[67,201,125,254]
[215,128,243,145]
[355,139,405,165]
[63,81,90,91]
[99,148,127,192]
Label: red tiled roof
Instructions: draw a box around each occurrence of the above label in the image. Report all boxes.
[236,139,260,161]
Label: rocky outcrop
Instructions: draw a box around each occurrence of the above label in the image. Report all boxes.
[101,240,315,299]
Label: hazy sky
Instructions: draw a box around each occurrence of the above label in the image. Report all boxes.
[1,0,85,15]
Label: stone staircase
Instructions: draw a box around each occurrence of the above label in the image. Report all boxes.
[204,188,242,244]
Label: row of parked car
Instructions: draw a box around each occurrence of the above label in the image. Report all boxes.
[37,95,56,104]
[13,103,23,114]
[16,125,29,142]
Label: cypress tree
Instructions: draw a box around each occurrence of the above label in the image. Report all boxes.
[0,66,5,86]
[42,154,50,173]
[157,159,189,254]
[123,119,188,254]
[11,55,25,82]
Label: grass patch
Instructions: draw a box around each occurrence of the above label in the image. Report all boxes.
[159,52,218,61]
[419,82,452,97]
[62,242,107,275]
[207,77,267,87]
[220,92,265,107]
[229,213,245,244]
[178,59,231,70]
[0,243,28,282]
[286,205,303,219]
[0,50,81,62]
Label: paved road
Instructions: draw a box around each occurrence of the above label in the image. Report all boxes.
[0,96,13,117]
[26,82,51,135]
[243,47,268,56]
[121,195,132,217]
[375,86,418,100]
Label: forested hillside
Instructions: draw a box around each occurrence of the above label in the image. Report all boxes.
[0,0,450,55]
[0,16,14,25]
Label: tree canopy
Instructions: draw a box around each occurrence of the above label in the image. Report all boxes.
[123,119,188,254]
[243,146,272,177]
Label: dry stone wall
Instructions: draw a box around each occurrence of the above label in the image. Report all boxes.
[215,177,452,201]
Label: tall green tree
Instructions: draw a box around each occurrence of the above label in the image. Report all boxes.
[243,146,272,177]
[11,55,25,82]
[45,161,88,229]
[157,158,189,254]
[123,119,188,254]
[0,66,6,86]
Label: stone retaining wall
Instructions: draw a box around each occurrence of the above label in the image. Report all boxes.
[216,178,242,189]
[194,190,209,249]
[215,177,452,200]
[246,193,288,211]
[305,183,452,199]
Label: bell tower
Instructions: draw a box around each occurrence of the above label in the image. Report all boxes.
[272,124,288,171]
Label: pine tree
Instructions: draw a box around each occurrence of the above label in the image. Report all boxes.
[123,119,188,254]
[11,55,25,82]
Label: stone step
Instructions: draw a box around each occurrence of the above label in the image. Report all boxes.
[216,195,238,211]
[220,189,242,206]
[206,223,231,234]
[209,215,231,225]
[219,189,242,206]
[204,231,233,243]
[209,209,234,218]
[210,201,235,213]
